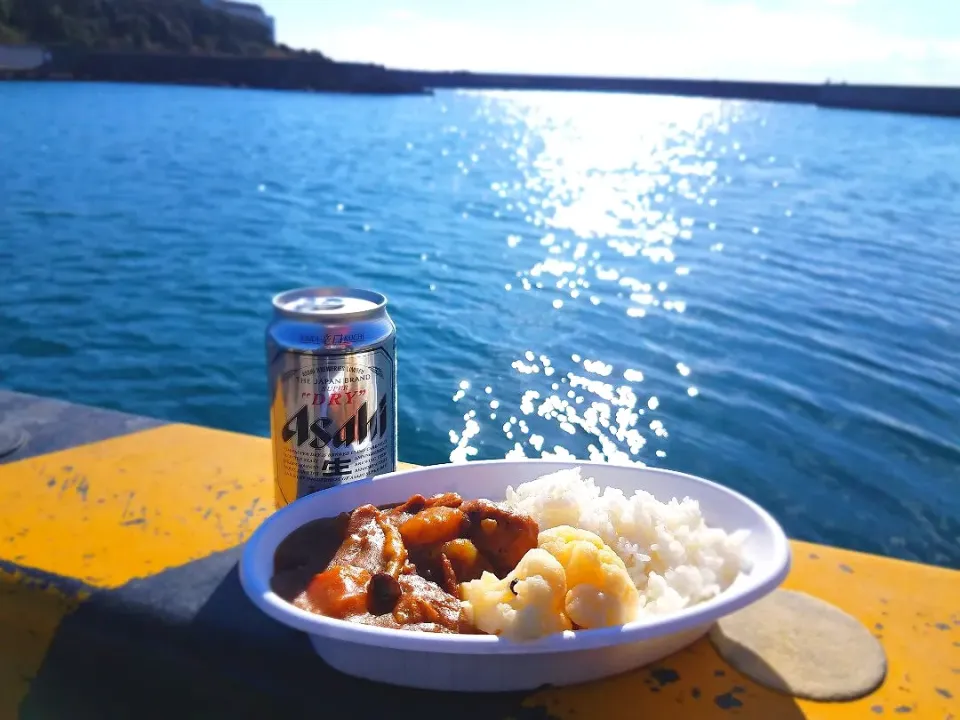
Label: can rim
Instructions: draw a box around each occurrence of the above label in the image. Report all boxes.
[271,286,389,320]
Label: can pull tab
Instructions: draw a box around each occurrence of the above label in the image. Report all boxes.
[315,297,345,311]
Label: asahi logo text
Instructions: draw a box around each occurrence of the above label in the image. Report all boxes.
[300,389,366,406]
[281,395,389,450]
[298,332,366,345]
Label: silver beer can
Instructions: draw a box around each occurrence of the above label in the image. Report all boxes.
[266,287,397,507]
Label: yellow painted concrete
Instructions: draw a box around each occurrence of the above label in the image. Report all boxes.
[0,568,87,720]
[525,540,960,719]
[0,424,415,588]
[1,422,957,719]
[0,424,416,718]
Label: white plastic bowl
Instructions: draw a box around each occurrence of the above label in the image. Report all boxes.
[240,460,791,692]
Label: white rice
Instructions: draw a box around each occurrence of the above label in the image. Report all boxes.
[504,467,751,616]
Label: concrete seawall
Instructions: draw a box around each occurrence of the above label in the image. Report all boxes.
[407,71,820,105]
[817,83,960,117]
[404,70,960,119]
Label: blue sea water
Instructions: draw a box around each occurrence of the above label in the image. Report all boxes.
[1,82,958,568]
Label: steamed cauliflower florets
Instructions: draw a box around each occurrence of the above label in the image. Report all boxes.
[538,525,642,628]
[460,548,572,641]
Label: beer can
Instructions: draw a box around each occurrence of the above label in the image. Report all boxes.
[266,287,397,507]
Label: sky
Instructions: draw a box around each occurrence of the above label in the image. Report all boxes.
[261,0,960,85]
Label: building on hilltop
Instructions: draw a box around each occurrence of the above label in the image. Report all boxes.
[200,0,276,43]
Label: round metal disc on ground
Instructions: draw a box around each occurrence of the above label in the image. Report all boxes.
[0,425,27,460]
[709,589,887,701]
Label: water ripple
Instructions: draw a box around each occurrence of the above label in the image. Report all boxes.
[1,83,959,568]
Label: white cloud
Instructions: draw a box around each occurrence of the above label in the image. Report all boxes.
[386,9,415,21]
[300,1,960,85]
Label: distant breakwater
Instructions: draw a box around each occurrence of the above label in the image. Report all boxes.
[403,70,960,119]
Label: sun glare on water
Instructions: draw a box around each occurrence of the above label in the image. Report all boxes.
[446,92,734,465]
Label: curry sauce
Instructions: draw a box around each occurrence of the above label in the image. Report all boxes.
[271,492,540,634]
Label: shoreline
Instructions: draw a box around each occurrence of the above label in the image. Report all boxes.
[0,73,433,96]
[5,63,960,117]
[1,44,958,115]
[0,47,431,96]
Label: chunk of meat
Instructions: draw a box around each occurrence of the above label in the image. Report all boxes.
[398,506,469,547]
[290,501,475,630]
[389,574,473,632]
[329,504,407,578]
[294,504,410,620]
[354,574,478,633]
[272,492,538,637]
[460,499,540,577]
[297,567,473,633]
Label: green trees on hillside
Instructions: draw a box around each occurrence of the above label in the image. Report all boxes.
[0,0,22,42]
[0,0,295,56]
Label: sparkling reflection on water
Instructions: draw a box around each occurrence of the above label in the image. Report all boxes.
[448,94,742,466]
[2,84,958,567]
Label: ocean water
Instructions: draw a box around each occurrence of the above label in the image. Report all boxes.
[1,82,958,568]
